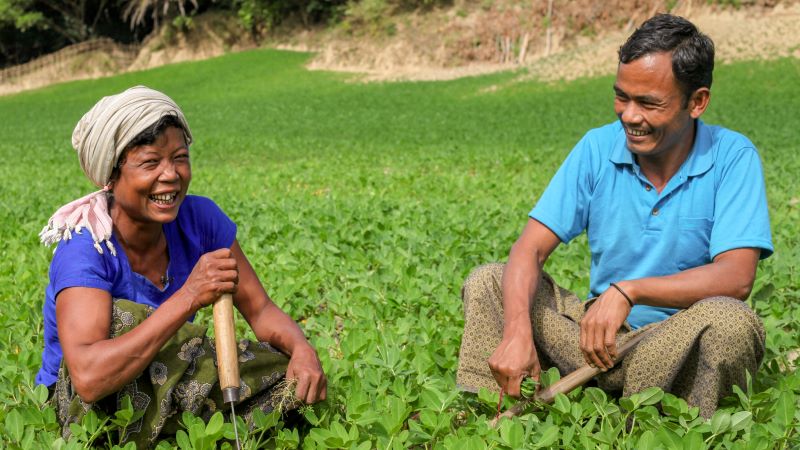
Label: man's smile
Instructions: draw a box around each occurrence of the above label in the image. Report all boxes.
[624,126,652,137]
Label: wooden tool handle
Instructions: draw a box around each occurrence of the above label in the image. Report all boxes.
[535,329,651,403]
[491,328,654,426]
[213,293,240,403]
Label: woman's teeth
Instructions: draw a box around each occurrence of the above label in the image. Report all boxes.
[150,193,176,204]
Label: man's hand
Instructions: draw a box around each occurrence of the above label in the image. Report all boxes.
[579,286,632,370]
[488,333,541,397]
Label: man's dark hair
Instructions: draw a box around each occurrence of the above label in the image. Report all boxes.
[109,114,187,183]
[619,14,715,105]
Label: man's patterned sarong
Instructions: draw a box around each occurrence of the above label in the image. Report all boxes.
[456,263,765,418]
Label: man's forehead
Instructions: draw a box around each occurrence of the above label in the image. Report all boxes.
[615,52,678,93]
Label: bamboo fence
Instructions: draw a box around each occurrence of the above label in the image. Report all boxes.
[0,38,140,84]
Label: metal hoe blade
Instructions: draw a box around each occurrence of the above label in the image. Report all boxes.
[230,400,241,450]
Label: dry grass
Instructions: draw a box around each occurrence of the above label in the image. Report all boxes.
[2,1,799,95]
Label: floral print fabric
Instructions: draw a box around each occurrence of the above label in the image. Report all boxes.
[51,299,293,448]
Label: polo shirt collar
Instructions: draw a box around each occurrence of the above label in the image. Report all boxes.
[609,119,714,177]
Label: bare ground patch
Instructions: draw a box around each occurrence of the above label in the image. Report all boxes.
[299,1,800,83]
[1,1,798,95]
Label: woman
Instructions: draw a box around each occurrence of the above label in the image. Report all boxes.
[36,86,326,446]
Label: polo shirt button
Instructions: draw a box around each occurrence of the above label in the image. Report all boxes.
[652,208,660,216]
[645,185,652,191]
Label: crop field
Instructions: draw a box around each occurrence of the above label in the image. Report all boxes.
[0,50,798,448]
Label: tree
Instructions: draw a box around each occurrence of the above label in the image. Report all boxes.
[123,0,198,30]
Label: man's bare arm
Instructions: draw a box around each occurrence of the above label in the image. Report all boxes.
[488,218,560,396]
[580,247,761,370]
[617,248,760,307]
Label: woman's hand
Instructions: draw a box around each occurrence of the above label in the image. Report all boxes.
[286,345,327,404]
[179,248,239,312]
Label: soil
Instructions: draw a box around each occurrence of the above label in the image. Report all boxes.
[1,1,798,95]
[295,0,800,82]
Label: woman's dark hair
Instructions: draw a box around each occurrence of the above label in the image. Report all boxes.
[108,114,187,183]
[618,14,715,106]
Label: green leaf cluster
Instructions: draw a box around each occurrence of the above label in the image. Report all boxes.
[0,50,798,448]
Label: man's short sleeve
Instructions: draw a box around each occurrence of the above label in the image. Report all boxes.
[710,145,773,259]
[529,135,595,243]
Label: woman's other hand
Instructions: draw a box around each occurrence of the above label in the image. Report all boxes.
[286,345,327,404]
[179,248,239,312]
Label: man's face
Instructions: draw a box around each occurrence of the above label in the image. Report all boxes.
[613,52,702,159]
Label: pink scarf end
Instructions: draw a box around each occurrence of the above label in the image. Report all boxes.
[40,189,117,256]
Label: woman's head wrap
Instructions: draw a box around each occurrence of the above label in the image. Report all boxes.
[40,86,193,255]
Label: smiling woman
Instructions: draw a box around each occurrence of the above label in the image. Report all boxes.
[36,86,326,447]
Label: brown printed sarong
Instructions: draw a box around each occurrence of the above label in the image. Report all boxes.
[51,299,296,448]
[456,263,766,418]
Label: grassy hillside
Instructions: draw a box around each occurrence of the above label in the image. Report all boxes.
[0,50,798,448]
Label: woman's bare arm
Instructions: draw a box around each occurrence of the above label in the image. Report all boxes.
[57,248,238,403]
[230,240,327,403]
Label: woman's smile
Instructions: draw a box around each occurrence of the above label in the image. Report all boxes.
[111,126,192,226]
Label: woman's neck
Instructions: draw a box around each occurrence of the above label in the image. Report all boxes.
[110,205,164,255]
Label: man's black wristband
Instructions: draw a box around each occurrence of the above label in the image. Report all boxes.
[610,282,635,308]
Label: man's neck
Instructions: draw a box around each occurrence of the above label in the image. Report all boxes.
[637,122,696,193]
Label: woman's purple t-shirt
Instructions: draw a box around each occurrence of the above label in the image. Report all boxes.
[36,195,237,387]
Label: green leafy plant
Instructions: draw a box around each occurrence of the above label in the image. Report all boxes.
[0,50,798,448]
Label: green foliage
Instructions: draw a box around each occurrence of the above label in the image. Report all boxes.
[234,0,347,34]
[340,0,449,35]
[0,0,42,30]
[0,51,798,448]
[123,0,198,30]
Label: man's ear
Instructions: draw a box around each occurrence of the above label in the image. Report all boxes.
[688,87,711,119]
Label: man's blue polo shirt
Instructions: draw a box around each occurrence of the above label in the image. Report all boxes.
[530,120,773,329]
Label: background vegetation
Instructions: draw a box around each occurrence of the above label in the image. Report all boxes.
[0,50,798,448]
[0,0,455,67]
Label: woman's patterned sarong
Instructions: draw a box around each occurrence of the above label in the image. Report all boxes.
[51,299,294,447]
[456,263,765,418]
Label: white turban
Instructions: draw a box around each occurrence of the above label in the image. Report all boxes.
[40,86,193,254]
[72,85,193,187]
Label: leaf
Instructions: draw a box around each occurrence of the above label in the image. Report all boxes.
[585,387,607,406]
[205,411,224,437]
[303,406,321,426]
[176,430,192,450]
[656,427,683,448]
[539,367,561,388]
[5,409,23,442]
[477,387,500,408]
[636,387,664,406]
[534,424,560,448]
[498,419,524,448]
[682,430,705,450]
[730,411,753,432]
[636,430,657,449]
[619,397,635,412]
[553,393,571,415]
[775,390,796,427]
[34,384,49,404]
[710,410,732,435]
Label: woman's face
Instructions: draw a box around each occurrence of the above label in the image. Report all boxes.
[111,126,191,226]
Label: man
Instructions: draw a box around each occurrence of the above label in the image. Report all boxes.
[456,14,772,418]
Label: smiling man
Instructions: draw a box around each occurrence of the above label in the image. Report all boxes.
[456,14,773,418]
